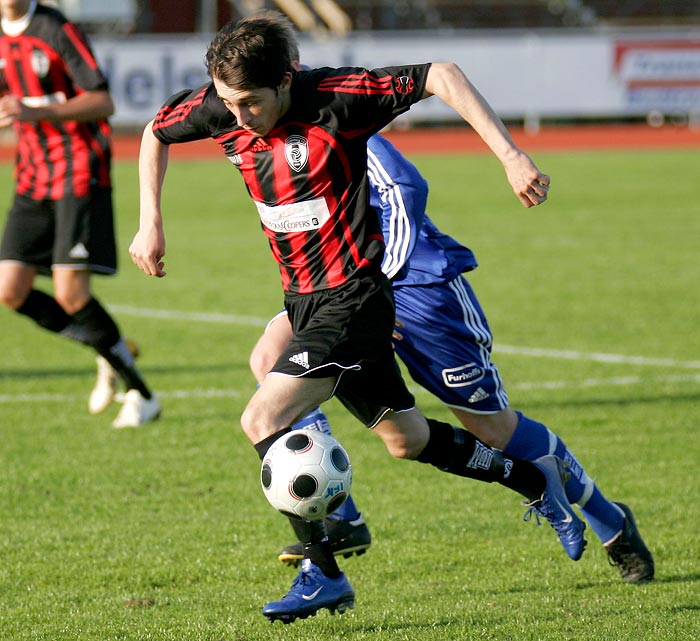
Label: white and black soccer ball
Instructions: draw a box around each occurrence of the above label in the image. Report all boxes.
[260,428,352,521]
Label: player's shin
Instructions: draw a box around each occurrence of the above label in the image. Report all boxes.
[417,419,588,561]
[288,518,341,578]
[254,428,341,578]
[417,418,545,501]
[506,412,624,541]
[66,298,153,398]
[16,289,72,332]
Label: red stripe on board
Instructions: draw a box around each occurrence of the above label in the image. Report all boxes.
[1,124,699,164]
[627,80,700,88]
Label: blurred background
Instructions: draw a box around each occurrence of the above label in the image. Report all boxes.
[15,2,700,129]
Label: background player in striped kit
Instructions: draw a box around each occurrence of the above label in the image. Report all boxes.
[0,0,159,427]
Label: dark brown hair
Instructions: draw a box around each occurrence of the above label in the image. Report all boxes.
[205,11,296,90]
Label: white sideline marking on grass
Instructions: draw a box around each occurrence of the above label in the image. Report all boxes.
[0,388,241,404]
[496,344,700,370]
[109,305,268,327]
[110,304,700,370]
[2,375,699,405]
[509,373,700,391]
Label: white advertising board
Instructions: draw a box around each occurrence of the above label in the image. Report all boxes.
[92,30,700,127]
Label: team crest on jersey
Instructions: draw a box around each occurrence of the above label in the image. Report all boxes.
[394,75,415,95]
[285,135,309,172]
[31,49,50,78]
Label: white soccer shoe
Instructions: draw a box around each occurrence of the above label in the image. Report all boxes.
[88,338,140,414]
[88,355,118,414]
[112,389,161,429]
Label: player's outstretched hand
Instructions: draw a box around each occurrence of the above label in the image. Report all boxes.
[129,226,167,277]
[504,150,550,208]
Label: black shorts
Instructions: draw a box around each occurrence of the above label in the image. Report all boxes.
[273,268,416,428]
[0,189,117,276]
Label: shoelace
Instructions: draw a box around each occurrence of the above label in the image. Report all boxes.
[522,500,571,537]
[522,505,543,526]
[286,567,319,596]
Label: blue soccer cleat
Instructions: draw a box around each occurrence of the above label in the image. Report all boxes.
[523,454,587,561]
[262,559,355,623]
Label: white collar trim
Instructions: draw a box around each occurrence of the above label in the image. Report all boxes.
[2,1,38,37]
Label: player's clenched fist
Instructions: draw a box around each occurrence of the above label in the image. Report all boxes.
[129,227,167,277]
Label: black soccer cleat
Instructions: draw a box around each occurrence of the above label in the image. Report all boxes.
[278,518,371,567]
[604,502,655,583]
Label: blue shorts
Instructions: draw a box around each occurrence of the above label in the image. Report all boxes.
[393,276,509,414]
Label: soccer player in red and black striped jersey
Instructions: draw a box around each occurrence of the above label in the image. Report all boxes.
[0,0,159,428]
[131,12,584,622]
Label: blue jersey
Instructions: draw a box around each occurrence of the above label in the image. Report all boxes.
[367,134,506,414]
[278,133,507,414]
[367,135,477,287]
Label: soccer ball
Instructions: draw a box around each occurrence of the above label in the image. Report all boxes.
[260,428,352,521]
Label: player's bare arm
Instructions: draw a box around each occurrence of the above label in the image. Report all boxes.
[423,62,550,208]
[130,120,169,278]
[0,90,113,127]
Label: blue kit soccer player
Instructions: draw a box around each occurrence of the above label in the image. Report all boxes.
[250,132,654,586]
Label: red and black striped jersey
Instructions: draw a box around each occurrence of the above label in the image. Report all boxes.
[0,4,111,199]
[152,65,430,294]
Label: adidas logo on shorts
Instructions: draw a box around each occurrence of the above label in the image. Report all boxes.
[289,351,310,369]
[69,242,89,259]
[468,387,489,403]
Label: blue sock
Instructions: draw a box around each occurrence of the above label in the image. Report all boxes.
[578,489,624,544]
[291,406,361,522]
[326,493,362,523]
[505,411,624,543]
[291,406,332,434]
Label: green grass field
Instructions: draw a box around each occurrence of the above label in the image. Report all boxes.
[1,147,699,640]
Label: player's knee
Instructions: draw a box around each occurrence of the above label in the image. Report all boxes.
[378,429,426,460]
[240,403,263,442]
[387,441,422,460]
[374,410,430,460]
[240,400,283,445]
[249,343,275,383]
[454,407,517,450]
[53,290,90,315]
[0,284,26,310]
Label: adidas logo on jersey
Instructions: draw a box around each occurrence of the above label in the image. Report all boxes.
[68,242,89,259]
[468,387,489,403]
[289,351,310,369]
[251,139,273,153]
